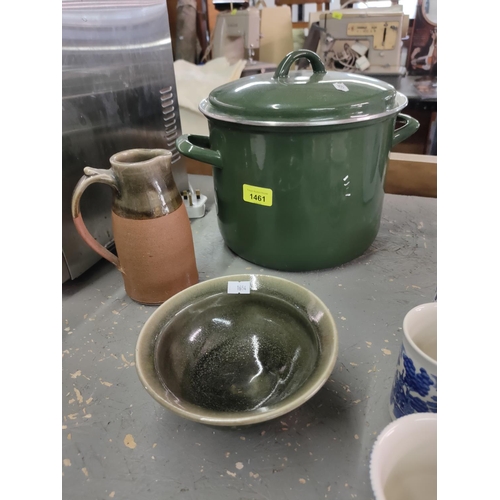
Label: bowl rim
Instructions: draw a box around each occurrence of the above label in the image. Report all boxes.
[369,412,438,500]
[402,302,437,367]
[135,273,339,426]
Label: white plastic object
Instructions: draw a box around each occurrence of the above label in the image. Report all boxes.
[351,42,368,56]
[181,186,207,219]
[355,55,371,71]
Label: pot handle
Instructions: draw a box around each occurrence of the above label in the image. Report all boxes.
[392,113,420,147]
[273,49,327,78]
[176,134,223,169]
[71,167,122,270]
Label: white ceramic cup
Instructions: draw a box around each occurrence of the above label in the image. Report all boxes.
[370,413,437,500]
[389,302,437,420]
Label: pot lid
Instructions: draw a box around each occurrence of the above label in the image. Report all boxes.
[199,49,407,127]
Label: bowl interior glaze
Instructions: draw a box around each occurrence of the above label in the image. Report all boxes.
[136,274,338,426]
[154,291,319,412]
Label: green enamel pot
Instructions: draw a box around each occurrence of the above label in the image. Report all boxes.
[176,50,419,271]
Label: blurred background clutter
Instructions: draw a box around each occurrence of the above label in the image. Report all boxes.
[169,0,436,161]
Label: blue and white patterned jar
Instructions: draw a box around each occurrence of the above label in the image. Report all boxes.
[389,302,437,420]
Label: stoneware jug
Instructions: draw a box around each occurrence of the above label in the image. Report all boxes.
[71,149,199,305]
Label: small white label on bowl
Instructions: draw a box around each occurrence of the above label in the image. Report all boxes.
[227,281,251,294]
[334,82,349,92]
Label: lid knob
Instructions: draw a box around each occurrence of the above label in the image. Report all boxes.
[273,49,327,79]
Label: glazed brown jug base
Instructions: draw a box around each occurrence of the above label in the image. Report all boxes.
[112,204,199,305]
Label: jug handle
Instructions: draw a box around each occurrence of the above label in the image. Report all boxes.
[392,113,420,147]
[71,167,122,271]
[176,134,223,169]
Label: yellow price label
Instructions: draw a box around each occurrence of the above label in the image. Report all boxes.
[331,12,343,20]
[243,184,273,207]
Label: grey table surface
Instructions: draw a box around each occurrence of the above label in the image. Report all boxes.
[62,174,436,500]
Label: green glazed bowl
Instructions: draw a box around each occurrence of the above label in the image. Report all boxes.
[135,274,339,426]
